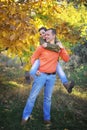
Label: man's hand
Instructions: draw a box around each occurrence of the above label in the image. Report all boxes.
[42,42,47,48]
[56,41,64,49]
[36,70,41,76]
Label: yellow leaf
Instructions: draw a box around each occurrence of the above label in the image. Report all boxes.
[10,34,16,41]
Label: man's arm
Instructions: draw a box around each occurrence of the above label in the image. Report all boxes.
[31,46,42,65]
[59,48,70,62]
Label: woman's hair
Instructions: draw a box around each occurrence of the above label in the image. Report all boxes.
[38,27,47,32]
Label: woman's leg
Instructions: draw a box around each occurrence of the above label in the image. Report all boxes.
[29,59,40,77]
[56,62,68,84]
[56,62,75,93]
[25,59,40,83]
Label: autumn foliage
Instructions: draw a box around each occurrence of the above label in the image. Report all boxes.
[0,0,87,69]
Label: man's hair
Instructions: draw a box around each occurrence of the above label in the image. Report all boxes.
[38,27,47,32]
[47,28,56,35]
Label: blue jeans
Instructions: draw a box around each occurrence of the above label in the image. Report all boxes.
[22,73,56,120]
[56,62,68,83]
[29,59,68,84]
[29,59,40,78]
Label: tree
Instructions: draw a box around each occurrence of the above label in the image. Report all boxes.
[0,0,87,69]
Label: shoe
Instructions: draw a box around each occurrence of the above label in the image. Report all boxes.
[63,81,75,93]
[21,119,28,125]
[25,71,31,84]
[44,120,52,128]
[44,120,51,124]
[21,117,30,125]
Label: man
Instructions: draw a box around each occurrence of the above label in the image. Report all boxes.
[21,28,70,125]
[25,27,74,93]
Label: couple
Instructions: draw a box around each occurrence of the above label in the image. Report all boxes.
[21,27,74,125]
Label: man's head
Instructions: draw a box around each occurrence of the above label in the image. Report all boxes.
[38,27,47,39]
[45,28,56,44]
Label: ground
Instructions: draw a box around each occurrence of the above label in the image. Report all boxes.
[0,60,87,130]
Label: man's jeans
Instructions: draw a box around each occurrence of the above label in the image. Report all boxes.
[30,59,68,84]
[22,73,56,120]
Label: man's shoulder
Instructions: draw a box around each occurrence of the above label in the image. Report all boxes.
[36,45,44,50]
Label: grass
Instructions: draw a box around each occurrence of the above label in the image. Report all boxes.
[0,62,87,130]
[66,64,87,87]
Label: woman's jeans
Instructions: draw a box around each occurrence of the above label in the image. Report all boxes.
[29,59,68,84]
[22,73,56,120]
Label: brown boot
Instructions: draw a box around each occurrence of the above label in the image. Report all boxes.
[63,81,75,93]
[25,71,31,84]
[25,71,34,84]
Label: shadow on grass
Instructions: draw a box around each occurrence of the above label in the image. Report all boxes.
[0,81,87,130]
[0,63,87,130]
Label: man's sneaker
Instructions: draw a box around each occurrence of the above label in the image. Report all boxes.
[63,81,75,93]
[44,120,51,124]
[44,120,52,127]
[21,119,28,125]
[21,117,30,125]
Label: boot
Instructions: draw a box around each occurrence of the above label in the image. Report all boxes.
[63,81,75,93]
[25,71,31,84]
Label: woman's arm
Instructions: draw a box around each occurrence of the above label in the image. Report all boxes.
[40,37,60,52]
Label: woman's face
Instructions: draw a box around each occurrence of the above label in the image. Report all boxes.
[39,29,46,39]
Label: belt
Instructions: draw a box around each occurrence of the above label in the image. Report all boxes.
[45,72,56,75]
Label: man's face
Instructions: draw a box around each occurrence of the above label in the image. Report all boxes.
[39,29,46,39]
[45,30,55,43]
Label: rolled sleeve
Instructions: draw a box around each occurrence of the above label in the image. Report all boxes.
[31,46,42,64]
[59,48,70,62]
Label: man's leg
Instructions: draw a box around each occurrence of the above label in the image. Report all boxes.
[43,74,56,122]
[21,73,46,125]
[56,62,74,93]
